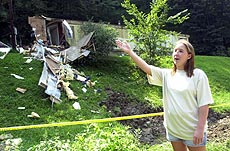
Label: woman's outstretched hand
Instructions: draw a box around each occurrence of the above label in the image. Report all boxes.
[115,40,132,54]
[116,39,151,75]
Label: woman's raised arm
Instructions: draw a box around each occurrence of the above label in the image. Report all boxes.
[115,40,152,75]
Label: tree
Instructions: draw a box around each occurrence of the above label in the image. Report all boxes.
[167,0,230,56]
[0,4,8,22]
[121,0,189,64]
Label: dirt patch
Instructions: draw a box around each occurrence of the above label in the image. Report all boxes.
[208,110,230,142]
[100,88,230,145]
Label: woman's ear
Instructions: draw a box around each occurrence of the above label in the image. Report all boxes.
[188,54,192,60]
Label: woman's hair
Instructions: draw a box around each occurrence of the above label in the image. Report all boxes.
[172,39,195,77]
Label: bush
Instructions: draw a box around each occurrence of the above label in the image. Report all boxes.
[27,124,146,151]
[80,21,118,62]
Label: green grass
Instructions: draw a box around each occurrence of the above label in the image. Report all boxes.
[195,56,230,112]
[0,52,230,150]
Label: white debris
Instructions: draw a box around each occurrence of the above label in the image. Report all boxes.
[16,87,27,93]
[0,48,11,59]
[82,87,87,93]
[73,102,81,110]
[27,112,40,118]
[10,74,24,80]
[17,107,26,110]
[25,58,33,63]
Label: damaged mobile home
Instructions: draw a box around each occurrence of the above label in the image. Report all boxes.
[28,15,96,62]
[33,36,96,104]
[26,16,97,104]
[28,15,96,48]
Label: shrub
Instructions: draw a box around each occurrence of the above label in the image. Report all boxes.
[80,21,118,62]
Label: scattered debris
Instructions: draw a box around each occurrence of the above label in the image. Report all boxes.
[73,102,81,110]
[94,88,102,94]
[74,73,95,87]
[27,112,40,118]
[17,107,26,110]
[0,41,11,59]
[16,87,27,93]
[17,47,26,54]
[50,96,62,104]
[11,74,24,80]
[60,80,78,100]
[30,30,96,104]
[24,58,33,63]
[2,19,96,107]
[0,48,11,59]
[82,87,87,93]
[90,110,100,114]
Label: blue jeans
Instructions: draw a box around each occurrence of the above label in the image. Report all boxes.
[166,132,207,147]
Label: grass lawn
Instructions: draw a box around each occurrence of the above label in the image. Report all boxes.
[0,52,230,150]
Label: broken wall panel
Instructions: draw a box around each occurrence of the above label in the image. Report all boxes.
[47,21,65,46]
[63,46,90,62]
[28,16,47,41]
[62,32,94,62]
[77,31,94,49]
[47,24,60,45]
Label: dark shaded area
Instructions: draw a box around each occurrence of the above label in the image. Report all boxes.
[167,0,230,56]
[100,88,230,145]
[0,22,11,46]
[1,0,229,56]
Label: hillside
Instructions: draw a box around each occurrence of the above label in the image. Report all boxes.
[0,52,230,150]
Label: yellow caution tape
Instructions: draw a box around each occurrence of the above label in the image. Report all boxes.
[0,112,164,132]
[0,103,229,132]
[209,103,230,108]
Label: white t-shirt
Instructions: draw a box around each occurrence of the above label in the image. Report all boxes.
[147,66,214,140]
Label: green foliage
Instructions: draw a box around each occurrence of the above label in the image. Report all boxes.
[207,140,230,151]
[0,5,8,22]
[27,123,148,151]
[72,124,143,151]
[80,21,118,61]
[27,136,72,151]
[121,0,189,64]
[167,0,230,56]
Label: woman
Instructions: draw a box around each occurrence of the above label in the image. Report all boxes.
[115,39,213,151]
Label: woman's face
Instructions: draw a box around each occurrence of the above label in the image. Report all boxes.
[172,42,191,70]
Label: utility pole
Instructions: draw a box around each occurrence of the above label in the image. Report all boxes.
[9,0,16,49]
